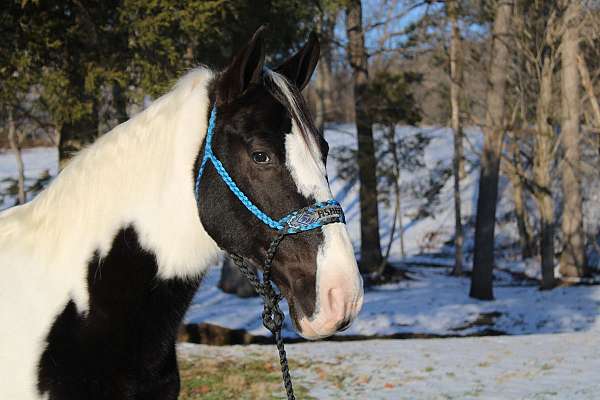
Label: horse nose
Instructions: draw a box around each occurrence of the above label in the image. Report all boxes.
[296,284,362,340]
[336,317,352,332]
[326,287,347,320]
[326,287,361,324]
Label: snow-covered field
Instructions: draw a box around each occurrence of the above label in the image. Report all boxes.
[179,330,600,399]
[189,263,600,339]
[2,126,599,399]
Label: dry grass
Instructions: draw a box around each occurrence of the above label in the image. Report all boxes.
[178,355,314,400]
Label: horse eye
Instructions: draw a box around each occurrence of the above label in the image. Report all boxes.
[252,151,271,164]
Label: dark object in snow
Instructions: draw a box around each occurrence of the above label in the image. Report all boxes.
[179,322,270,345]
[218,256,257,298]
[363,262,413,286]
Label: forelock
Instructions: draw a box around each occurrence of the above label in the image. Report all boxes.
[263,70,321,159]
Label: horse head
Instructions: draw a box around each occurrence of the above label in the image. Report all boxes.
[196,27,363,339]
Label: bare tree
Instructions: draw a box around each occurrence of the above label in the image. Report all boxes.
[376,125,404,277]
[559,0,588,277]
[346,0,384,273]
[447,0,465,276]
[470,0,514,300]
[534,30,558,290]
[577,54,600,131]
[513,0,561,289]
[505,2,537,261]
[7,107,26,205]
[111,81,129,126]
[315,9,337,132]
[506,131,534,259]
[58,98,99,169]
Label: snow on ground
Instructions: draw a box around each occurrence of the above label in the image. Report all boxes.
[0,147,57,210]
[186,262,600,338]
[179,330,600,399]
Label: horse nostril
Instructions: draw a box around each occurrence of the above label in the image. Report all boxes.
[336,317,352,332]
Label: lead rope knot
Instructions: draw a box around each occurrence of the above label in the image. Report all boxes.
[262,293,284,334]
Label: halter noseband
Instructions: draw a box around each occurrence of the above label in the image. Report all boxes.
[194,105,347,400]
[195,106,346,234]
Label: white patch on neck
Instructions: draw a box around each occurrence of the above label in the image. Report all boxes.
[0,67,221,399]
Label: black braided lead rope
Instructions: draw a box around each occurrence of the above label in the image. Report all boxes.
[230,230,296,400]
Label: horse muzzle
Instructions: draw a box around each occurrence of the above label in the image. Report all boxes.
[296,277,364,340]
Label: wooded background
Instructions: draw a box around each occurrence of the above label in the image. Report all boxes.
[2,0,600,300]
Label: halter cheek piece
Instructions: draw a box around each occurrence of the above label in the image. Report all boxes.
[194,106,347,400]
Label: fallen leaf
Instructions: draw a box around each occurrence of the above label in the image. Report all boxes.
[192,385,210,394]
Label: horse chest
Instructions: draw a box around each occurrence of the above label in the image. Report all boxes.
[37,226,202,400]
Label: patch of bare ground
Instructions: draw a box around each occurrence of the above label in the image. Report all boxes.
[451,311,503,332]
[178,354,314,400]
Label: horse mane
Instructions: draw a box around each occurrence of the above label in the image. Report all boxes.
[0,66,220,280]
[0,66,323,280]
[263,70,323,164]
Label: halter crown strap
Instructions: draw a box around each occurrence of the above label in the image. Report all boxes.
[195,106,346,234]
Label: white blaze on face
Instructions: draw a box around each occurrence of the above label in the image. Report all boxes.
[284,125,328,201]
[285,120,364,339]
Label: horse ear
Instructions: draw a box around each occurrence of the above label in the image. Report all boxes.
[273,32,320,91]
[217,25,267,104]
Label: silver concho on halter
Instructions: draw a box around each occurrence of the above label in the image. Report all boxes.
[285,203,345,232]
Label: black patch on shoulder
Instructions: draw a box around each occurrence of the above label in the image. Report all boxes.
[37,226,201,400]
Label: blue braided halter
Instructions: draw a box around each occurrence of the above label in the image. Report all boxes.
[195,106,346,235]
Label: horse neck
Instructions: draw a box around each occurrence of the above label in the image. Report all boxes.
[25,68,220,279]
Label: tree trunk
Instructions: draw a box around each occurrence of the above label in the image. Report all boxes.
[58,68,99,169]
[379,125,404,275]
[218,256,257,298]
[112,80,128,125]
[534,49,557,290]
[7,107,26,205]
[448,0,464,276]
[577,55,600,129]
[507,132,534,259]
[578,54,600,159]
[469,0,513,300]
[346,0,383,273]
[316,11,336,132]
[59,110,98,169]
[559,1,588,277]
[388,125,405,259]
[510,7,535,260]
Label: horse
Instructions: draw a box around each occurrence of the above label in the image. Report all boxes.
[0,27,363,399]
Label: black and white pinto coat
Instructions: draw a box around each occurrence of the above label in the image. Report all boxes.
[0,32,363,399]
[1,68,221,399]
